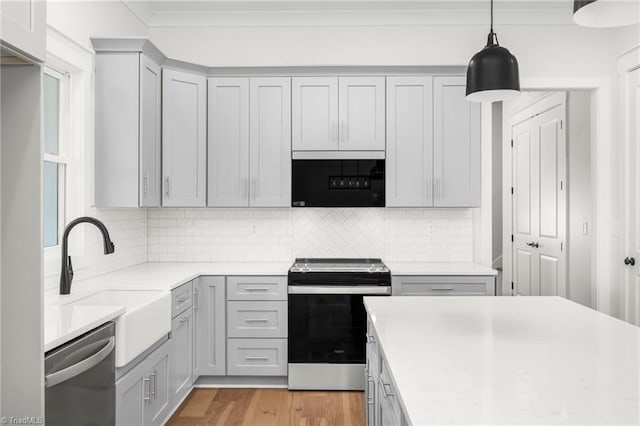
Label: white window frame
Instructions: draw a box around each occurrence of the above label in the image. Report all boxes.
[43,66,71,251]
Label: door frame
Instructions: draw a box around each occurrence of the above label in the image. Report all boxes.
[619,46,640,323]
[501,77,609,315]
[506,91,567,297]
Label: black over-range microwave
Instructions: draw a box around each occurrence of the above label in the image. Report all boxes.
[291,158,385,207]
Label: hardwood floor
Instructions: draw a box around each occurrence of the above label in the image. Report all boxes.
[166,388,365,426]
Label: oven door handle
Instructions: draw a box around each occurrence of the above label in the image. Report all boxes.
[288,286,391,295]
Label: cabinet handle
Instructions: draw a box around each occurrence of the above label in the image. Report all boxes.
[164,177,170,197]
[434,178,439,199]
[151,370,156,399]
[367,377,375,404]
[426,177,431,200]
[245,318,269,323]
[179,316,189,325]
[366,334,376,344]
[250,180,257,200]
[244,287,268,292]
[245,356,269,361]
[177,296,188,303]
[194,288,199,312]
[143,173,149,196]
[332,122,338,142]
[241,179,247,200]
[431,287,454,291]
[143,376,151,403]
[381,381,395,397]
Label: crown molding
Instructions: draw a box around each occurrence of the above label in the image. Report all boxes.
[121,1,575,28]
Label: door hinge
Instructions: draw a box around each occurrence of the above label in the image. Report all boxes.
[511,234,514,242]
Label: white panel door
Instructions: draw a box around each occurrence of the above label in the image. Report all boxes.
[433,76,481,207]
[338,77,385,151]
[623,67,640,326]
[385,76,434,207]
[250,77,292,207]
[162,69,207,207]
[208,78,250,207]
[0,0,46,61]
[511,99,566,297]
[139,54,162,207]
[292,77,339,151]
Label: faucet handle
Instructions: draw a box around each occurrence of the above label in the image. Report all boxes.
[67,256,74,281]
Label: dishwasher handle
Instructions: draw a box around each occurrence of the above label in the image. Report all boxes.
[45,337,115,388]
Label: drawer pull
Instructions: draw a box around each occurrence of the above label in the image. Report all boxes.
[382,381,395,397]
[176,296,188,303]
[366,377,375,404]
[245,356,269,361]
[366,334,376,343]
[245,318,269,323]
[244,287,269,292]
[179,317,189,325]
[431,287,454,291]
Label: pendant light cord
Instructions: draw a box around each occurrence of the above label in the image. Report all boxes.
[487,0,500,46]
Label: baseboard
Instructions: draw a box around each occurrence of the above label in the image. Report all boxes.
[194,375,288,388]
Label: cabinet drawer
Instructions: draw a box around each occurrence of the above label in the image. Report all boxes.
[227,301,287,338]
[171,282,193,317]
[392,276,495,296]
[227,276,287,301]
[227,338,287,376]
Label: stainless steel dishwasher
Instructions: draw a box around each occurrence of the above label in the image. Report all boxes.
[45,322,116,426]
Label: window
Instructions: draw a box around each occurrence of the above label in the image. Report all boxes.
[43,68,69,248]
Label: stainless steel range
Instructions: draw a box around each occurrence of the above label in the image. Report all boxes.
[287,258,391,390]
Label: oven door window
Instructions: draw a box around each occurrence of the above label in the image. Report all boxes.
[288,294,367,364]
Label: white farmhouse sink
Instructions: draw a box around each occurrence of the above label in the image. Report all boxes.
[69,290,171,367]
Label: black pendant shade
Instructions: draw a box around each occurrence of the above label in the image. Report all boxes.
[573,0,639,28]
[466,0,520,103]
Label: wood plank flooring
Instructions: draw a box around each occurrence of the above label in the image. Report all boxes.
[166,388,365,426]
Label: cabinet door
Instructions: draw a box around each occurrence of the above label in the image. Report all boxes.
[385,77,434,207]
[170,308,193,408]
[338,77,385,151]
[195,277,226,376]
[162,69,207,207]
[433,76,481,207]
[0,0,46,61]
[292,77,339,151]
[208,78,250,207]
[94,52,140,207]
[145,341,170,426]
[139,54,162,207]
[249,77,292,207]
[115,362,146,426]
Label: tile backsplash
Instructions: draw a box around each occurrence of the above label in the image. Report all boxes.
[147,208,473,263]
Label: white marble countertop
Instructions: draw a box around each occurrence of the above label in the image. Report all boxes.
[364,296,640,425]
[43,261,495,352]
[386,261,498,276]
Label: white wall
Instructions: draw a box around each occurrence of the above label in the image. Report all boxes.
[567,90,593,308]
[147,208,473,263]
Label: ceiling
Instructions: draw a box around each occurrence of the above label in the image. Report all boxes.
[122,0,576,27]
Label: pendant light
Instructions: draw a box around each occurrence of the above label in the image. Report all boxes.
[466,0,520,103]
[573,0,639,28]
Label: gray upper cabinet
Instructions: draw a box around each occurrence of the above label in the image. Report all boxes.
[95,51,161,207]
[208,78,250,207]
[433,76,481,207]
[0,0,46,61]
[338,77,385,151]
[249,77,292,207]
[194,276,226,376]
[292,76,385,152]
[162,69,207,207]
[386,76,434,207]
[208,77,291,207]
[386,76,480,208]
[292,77,339,151]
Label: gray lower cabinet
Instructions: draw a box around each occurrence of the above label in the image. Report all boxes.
[365,322,380,426]
[226,276,287,376]
[116,340,170,426]
[227,338,287,376]
[392,275,496,296]
[169,307,193,408]
[194,276,226,376]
